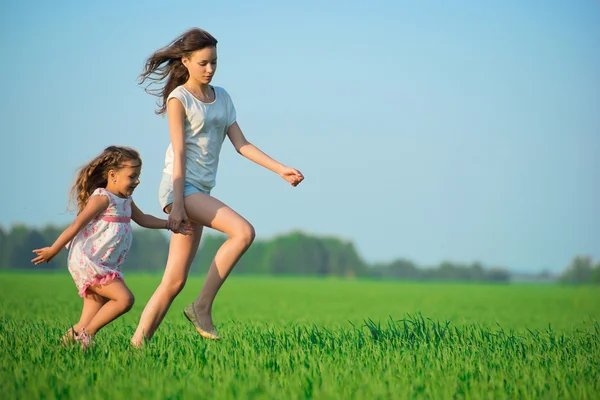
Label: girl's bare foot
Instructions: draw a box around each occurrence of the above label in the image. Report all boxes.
[130,336,145,349]
[60,327,78,346]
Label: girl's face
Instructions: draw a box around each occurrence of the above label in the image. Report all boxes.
[182,47,217,85]
[108,160,141,198]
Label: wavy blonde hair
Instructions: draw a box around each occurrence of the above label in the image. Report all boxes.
[70,146,141,213]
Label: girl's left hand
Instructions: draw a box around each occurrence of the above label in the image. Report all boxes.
[31,247,57,265]
[171,221,194,236]
[280,167,304,187]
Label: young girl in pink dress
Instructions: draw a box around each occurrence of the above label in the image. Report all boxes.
[32,145,190,348]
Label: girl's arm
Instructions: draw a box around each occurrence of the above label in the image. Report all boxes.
[167,97,188,229]
[130,201,192,235]
[31,195,109,265]
[226,122,304,187]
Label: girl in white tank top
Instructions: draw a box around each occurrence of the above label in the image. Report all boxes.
[132,28,304,345]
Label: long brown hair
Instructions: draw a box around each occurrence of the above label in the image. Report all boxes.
[139,28,218,115]
[70,146,142,213]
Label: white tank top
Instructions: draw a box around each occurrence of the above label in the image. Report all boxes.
[163,85,237,191]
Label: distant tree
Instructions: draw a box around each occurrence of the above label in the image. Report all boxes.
[468,262,486,281]
[436,261,473,281]
[369,259,510,283]
[38,225,70,270]
[3,225,27,268]
[592,261,600,285]
[423,261,489,281]
[192,234,228,274]
[560,256,594,284]
[484,267,511,282]
[267,233,329,275]
[0,225,6,269]
[7,226,47,269]
[536,269,555,282]
[236,240,270,274]
[214,231,368,277]
[372,258,420,279]
[322,239,367,277]
[122,229,170,271]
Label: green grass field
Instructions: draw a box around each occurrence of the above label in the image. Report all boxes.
[1,272,599,399]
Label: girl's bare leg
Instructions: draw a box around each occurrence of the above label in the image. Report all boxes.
[81,279,135,336]
[63,293,107,342]
[182,193,255,336]
[131,192,254,344]
[130,223,203,346]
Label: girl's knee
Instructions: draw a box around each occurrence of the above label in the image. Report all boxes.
[120,291,135,312]
[237,222,255,248]
[162,277,187,297]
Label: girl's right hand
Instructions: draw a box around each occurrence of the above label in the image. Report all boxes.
[168,204,188,232]
[31,247,57,265]
[280,166,304,187]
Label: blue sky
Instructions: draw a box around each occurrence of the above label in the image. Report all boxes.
[1,0,598,272]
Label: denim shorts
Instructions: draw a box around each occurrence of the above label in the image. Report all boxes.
[158,173,211,213]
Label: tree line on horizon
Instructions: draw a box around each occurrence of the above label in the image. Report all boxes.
[1,224,598,284]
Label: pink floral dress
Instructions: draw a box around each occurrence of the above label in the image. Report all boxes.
[67,188,133,297]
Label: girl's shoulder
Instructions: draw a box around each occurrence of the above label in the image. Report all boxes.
[167,85,189,107]
[168,85,186,97]
[168,85,232,108]
[91,187,112,198]
[89,188,114,209]
[213,85,230,96]
[213,86,234,103]
[91,188,128,202]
